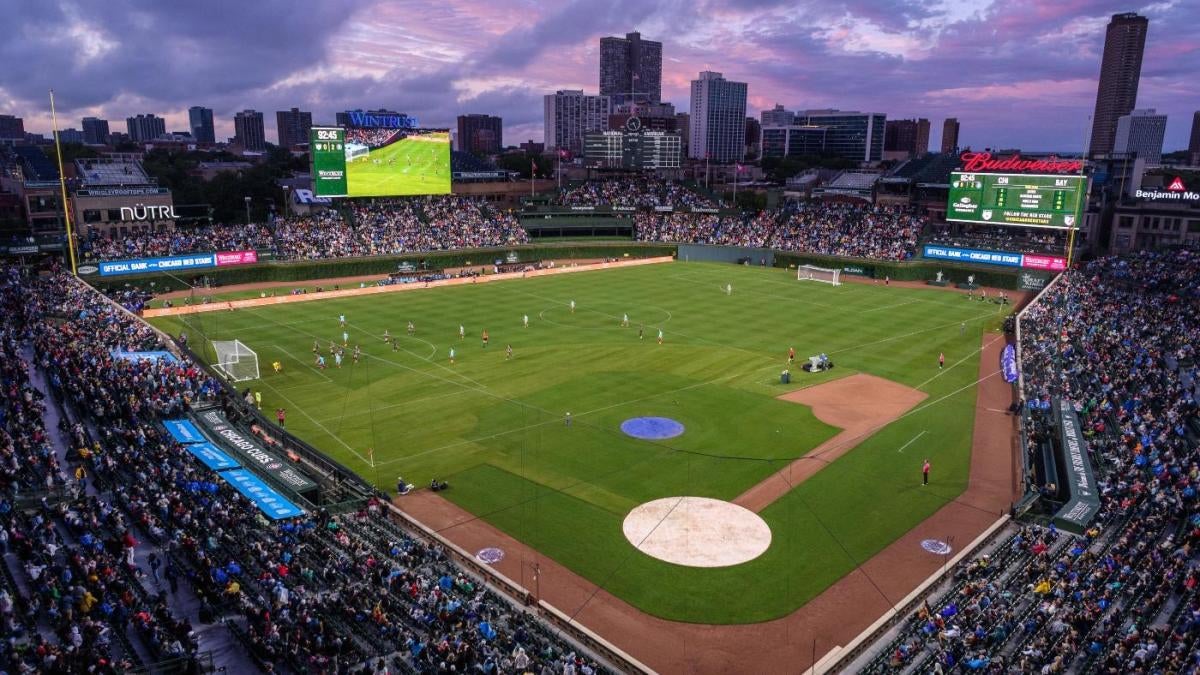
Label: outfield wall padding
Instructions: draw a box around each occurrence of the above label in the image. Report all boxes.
[677,243,775,266]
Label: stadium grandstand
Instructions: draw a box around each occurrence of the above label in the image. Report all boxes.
[10,145,58,182]
[812,171,879,202]
[0,263,611,673]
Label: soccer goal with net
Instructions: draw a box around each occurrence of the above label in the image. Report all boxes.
[797,264,841,286]
[212,340,260,381]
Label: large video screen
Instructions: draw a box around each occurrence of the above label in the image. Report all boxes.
[311,126,451,198]
[947,172,1086,230]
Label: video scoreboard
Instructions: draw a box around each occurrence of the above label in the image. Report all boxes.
[947,172,1086,230]
[310,127,348,197]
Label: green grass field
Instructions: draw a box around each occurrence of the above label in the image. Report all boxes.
[149,262,1012,623]
[347,131,451,197]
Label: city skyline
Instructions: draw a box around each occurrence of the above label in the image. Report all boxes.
[2,0,1198,153]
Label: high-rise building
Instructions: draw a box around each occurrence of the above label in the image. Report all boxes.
[761,104,795,127]
[884,118,931,158]
[56,128,83,144]
[1113,108,1167,164]
[456,114,503,154]
[275,108,312,149]
[1188,111,1200,165]
[675,112,690,157]
[760,125,827,159]
[1088,12,1149,156]
[233,110,267,152]
[0,114,23,140]
[941,118,960,154]
[688,71,748,162]
[796,110,885,163]
[599,32,663,105]
[81,117,109,145]
[543,90,611,155]
[126,114,166,142]
[188,106,215,144]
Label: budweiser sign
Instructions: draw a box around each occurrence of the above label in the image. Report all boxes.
[959,152,1083,174]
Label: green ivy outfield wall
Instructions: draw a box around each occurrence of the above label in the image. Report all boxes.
[773,251,1053,291]
[85,243,679,293]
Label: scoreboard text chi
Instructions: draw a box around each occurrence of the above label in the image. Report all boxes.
[947,172,1086,230]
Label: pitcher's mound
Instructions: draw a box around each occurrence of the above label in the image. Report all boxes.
[622,496,772,567]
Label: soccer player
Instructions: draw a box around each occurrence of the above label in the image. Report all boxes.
[505,344,513,360]
[316,355,326,370]
[621,313,629,328]
[726,283,732,296]
[523,314,529,328]
[569,300,575,314]
[312,339,319,354]
[392,338,399,352]
[449,347,456,364]
[481,330,489,348]
[657,329,664,345]
[407,321,415,335]
[328,340,336,356]
[342,331,349,346]
[353,345,361,364]
[960,322,966,336]
[272,360,282,374]
[334,351,343,368]
[788,347,795,364]
[254,391,262,409]
[459,324,465,340]
[638,325,644,341]
[939,352,945,369]
[922,459,931,485]
[276,408,286,428]
[339,313,346,328]
[383,328,391,343]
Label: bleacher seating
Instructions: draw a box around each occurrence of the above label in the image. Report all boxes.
[75,158,151,186]
[11,146,58,181]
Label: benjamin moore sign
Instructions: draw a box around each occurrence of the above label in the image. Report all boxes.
[195,410,317,493]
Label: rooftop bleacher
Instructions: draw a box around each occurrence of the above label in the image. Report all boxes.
[826,172,880,190]
[75,157,152,185]
[11,145,58,181]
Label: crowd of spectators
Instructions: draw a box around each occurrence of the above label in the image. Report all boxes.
[927,224,1068,256]
[345,128,402,148]
[79,224,274,263]
[272,197,527,260]
[0,263,602,673]
[862,248,1200,673]
[558,178,721,209]
[635,203,923,261]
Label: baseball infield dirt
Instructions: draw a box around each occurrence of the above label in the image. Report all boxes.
[622,496,773,567]
[397,333,1020,674]
[733,373,927,512]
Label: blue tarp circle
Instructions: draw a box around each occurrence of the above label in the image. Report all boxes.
[620,417,685,440]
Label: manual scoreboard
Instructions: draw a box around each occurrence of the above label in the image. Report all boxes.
[947,172,1086,230]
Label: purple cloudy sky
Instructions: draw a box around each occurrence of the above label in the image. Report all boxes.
[3,0,1197,152]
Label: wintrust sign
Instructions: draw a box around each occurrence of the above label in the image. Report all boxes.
[120,204,179,221]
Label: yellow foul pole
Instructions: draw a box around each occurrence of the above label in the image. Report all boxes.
[49,89,79,275]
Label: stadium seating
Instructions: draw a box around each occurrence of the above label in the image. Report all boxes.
[0,263,606,673]
[558,177,721,209]
[75,158,151,186]
[857,248,1200,673]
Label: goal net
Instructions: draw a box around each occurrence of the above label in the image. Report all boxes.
[212,340,260,381]
[797,264,841,286]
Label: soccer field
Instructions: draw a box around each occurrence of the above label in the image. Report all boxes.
[150,262,1013,623]
[345,131,451,196]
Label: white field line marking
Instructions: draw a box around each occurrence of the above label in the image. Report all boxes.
[827,311,996,357]
[897,430,927,453]
[274,344,333,383]
[913,335,1004,391]
[373,372,739,467]
[862,299,922,313]
[257,379,372,466]
[252,309,490,392]
[313,387,476,424]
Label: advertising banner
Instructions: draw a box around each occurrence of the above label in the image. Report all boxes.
[1020,254,1067,271]
[185,442,241,471]
[163,418,206,445]
[98,253,216,277]
[194,410,317,493]
[215,250,259,266]
[1001,344,1018,383]
[1052,401,1100,534]
[220,469,305,520]
[923,245,1022,267]
[111,350,180,364]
